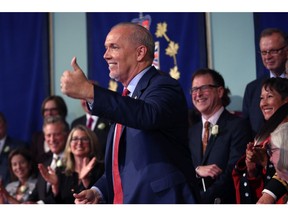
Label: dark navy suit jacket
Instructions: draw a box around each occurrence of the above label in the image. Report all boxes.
[91,66,200,204]
[242,74,269,137]
[27,155,56,204]
[188,109,252,203]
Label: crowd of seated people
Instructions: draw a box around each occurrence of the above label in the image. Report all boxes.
[0,95,107,204]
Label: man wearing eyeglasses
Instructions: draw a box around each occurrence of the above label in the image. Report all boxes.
[188,68,252,204]
[243,28,288,137]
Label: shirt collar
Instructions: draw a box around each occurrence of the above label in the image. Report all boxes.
[202,106,224,126]
[86,113,99,122]
[270,71,286,78]
[126,66,151,95]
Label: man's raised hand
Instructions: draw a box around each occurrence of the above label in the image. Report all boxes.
[61,57,94,100]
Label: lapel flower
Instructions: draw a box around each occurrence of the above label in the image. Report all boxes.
[19,184,28,194]
[211,125,219,136]
[56,159,63,167]
[3,145,10,153]
[97,123,106,130]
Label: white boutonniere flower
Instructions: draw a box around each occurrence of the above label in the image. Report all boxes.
[97,123,106,130]
[3,146,10,153]
[211,125,219,136]
[19,185,28,194]
[56,159,63,167]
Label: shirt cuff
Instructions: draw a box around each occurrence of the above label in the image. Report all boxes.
[262,189,277,200]
[91,186,105,203]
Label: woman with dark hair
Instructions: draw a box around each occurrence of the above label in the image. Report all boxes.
[233,77,288,204]
[0,148,37,204]
[37,125,104,203]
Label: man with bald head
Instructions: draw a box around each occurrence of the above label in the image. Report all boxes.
[61,22,200,204]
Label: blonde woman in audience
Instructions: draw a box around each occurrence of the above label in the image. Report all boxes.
[39,125,104,203]
[0,148,37,204]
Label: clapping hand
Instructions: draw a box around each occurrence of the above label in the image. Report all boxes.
[79,157,97,188]
[38,163,58,185]
[74,189,102,204]
[245,142,268,178]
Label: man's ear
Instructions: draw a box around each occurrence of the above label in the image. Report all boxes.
[136,45,147,61]
[218,86,224,99]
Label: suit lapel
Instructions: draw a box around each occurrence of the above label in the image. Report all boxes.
[131,66,158,100]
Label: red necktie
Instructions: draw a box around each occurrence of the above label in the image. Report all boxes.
[113,88,130,204]
[202,121,210,155]
[87,117,94,129]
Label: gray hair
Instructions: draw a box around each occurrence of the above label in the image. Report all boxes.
[112,22,155,60]
[270,122,288,172]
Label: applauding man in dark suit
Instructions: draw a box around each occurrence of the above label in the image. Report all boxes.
[60,22,200,204]
[188,69,252,204]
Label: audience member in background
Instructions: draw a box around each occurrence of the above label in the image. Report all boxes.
[269,122,288,187]
[242,28,288,137]
[30,95,68,164]
[26,115,69,204]
[233,77,288,204]
[38,125,104,203]
[0,112,27,186]
[71,99,110,155]
[188,68,252,204]
[0,148,37,204]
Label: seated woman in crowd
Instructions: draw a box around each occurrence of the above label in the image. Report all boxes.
[38,125,104,204]
[233,77,288,204]
[0,148,37,204]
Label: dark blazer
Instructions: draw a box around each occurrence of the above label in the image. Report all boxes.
[71,115,110,154]
[0,137,27,185]
[30,131,52,164]
[188,109,252,204]
[27,155,56,204]
[91,66,200,204]
[242,74,269,137]
[54,163,104,204]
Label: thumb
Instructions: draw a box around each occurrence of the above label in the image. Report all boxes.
[71,56,81,71]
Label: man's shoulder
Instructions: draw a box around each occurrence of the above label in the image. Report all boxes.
[221,109,250,126]
[71,115,86,126]
[246,75,269,88]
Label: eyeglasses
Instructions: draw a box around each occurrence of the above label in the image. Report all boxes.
[266,145,279,157]
[71,137,90,143]
[43,108,59,113]
[259,45,287,56]
[190,84,219,95]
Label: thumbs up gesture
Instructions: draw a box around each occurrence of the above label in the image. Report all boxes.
[61,57,94,100]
